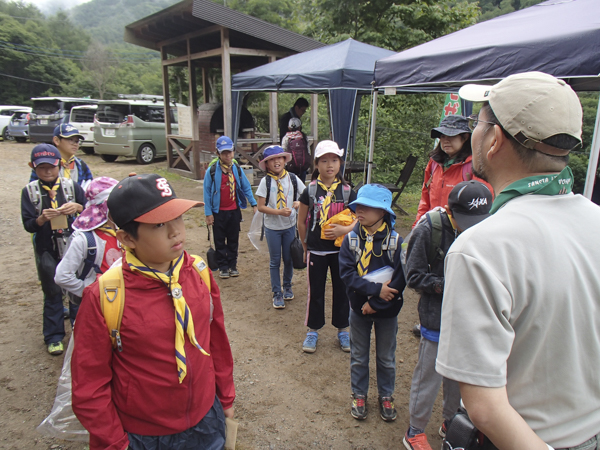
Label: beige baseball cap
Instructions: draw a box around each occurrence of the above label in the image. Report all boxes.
[459,72,582,156]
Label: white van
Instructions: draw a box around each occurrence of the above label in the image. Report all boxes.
[69,105,98,154]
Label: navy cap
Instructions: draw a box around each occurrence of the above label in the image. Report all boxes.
[216,136,234,153]
[54,123,84,140]
[448,181,492,230]
[30,144,61,167]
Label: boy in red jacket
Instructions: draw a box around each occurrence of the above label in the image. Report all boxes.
[72,173,235,450]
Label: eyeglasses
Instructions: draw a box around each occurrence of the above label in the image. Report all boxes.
[467,114,496,131]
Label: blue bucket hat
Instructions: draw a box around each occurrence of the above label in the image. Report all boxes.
[216,136,234,153]
[349,184,396,221]
[259,145,292,171]
[54,123,84,140]
[431,115,471,139]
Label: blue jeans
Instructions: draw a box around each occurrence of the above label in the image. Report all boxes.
[264,226,295,294]
[350,309,398,397]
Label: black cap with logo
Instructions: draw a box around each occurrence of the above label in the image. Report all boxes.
[448,181,493,230]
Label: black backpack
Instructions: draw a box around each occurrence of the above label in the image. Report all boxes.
[286,132,310,173]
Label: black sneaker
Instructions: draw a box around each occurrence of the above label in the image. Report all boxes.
[219,269,230,279]
[351,393,367,420]
[378,396,397,422]
[229,268,239,277]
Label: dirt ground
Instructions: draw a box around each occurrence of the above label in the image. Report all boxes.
[0,141,447,450]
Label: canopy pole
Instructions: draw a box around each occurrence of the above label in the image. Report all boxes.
[583,94,600,199]
[366,89,378,184]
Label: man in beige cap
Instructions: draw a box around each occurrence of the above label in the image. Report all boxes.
[436,72,600,450]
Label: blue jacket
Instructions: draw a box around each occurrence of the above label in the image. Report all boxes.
[203,161,257,216]
[339,222,405,319]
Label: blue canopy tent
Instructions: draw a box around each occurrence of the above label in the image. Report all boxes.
[231,39,395,165]
[372,0,600,195]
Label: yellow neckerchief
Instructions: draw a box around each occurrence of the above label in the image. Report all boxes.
[41,178,61,209]
[317,176,341,227]
[357,222,388,276]
[125,249,209,383]
[61,156,75,179]
[220,161,235,200]
[96,224,116,237]
[267,169,288,209]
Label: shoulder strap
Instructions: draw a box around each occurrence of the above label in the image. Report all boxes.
[234,162,242,177]
[291,173,299,201]
[190,254,214,324]
[60,178,75,203]
[462,160,473,181]
[426,211,444,264]
[342,183,351,207]
[26,180,43,216]
[382,230,399,262]
[99,265,125,352]
[78,231,100,280]
[307,180,319,233]
[264,175,272,207]
[348,230,361,263]
[425,162,439,189]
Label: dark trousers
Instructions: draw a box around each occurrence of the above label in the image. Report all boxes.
[128,395,226,450]
[213,208,241,271]
[35,250,66,345]
[305,252,349,330]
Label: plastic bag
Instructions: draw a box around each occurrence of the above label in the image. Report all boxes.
[321,208,356,247]
[36,335,89,441]
[247,211,268,253]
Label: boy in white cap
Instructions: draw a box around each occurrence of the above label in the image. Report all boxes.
[203,136,257,278]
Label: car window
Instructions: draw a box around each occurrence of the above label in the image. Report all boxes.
[13,112,29,120]
[131,105,151,122]
[148,106,165,123]
[71,109,96,123]
[33,100,61,115]
[97,104,130,123]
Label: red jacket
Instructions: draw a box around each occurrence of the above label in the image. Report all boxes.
[413,156,493,227]
[72,252,235,450]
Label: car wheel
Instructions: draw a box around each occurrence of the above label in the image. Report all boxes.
[100,154,118,162]
[81,147,95,155]
[2,127,10,141]
[15,137,27,143]
[136,143,156,165]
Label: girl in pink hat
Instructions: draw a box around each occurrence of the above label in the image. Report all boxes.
[55,177,120,315]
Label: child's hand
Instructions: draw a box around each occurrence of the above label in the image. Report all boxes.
[206,215,214,226]
[380,280,399,302]
[224,406,234,419]
[361,302,376,315]
[40,208,61,220]
[279,207,293,217]
[324,223,352,239]
[57,202,81,216]
[293,201,300,210]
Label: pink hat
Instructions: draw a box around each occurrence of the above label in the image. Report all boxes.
[72,177,119,231]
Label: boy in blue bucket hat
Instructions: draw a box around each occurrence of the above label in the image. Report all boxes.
[339,184,406,422]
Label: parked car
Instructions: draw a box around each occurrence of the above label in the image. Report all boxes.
[69,105,98,154]
[94,96,183,164]
[29,97,98,143]
[7,108,32,143]
[1,105,30,140]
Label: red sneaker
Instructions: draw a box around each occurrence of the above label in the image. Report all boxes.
[403,432,433,450]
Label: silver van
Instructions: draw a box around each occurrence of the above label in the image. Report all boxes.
[94,96,182,164]
[29,97,98,143]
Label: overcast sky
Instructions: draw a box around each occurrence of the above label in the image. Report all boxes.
[26,0,92,14]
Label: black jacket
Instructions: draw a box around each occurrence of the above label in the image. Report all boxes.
[339,222,405,319]
[405,210,456,330]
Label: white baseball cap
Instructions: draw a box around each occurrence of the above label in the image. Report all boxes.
[314,140,344,159]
